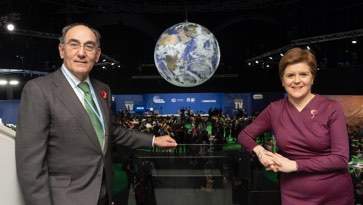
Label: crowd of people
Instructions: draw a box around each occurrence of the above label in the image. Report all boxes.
[114,107,255,155]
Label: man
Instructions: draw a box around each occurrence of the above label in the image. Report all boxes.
[351,166,363,204]
[352,167,363,187]
[15,23,177,205]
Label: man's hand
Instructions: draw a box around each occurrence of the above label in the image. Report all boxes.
[154,135,177,148]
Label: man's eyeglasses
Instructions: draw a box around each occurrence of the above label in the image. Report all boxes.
[65,42,97,52]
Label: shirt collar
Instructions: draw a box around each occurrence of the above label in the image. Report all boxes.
[61,64,90,87]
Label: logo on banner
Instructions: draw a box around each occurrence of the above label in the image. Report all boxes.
[201,99,216,103]
[253,94,263,99]
[153,96,165,104]
[234,99,243,109]
[125,100,134,111]
[170,98,184,103]
[186,98,196,103]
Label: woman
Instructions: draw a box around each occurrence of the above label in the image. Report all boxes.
[238,47,354,204]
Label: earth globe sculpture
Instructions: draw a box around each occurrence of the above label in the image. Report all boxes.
[154,22,220,87]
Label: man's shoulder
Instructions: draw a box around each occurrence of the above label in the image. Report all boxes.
[27,69,60,83]
[22,69,64,93]
[90,78,110,90]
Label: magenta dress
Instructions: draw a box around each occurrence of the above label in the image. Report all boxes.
[238,95,354,205]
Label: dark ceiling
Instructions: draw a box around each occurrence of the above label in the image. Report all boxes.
[1,0,363,98]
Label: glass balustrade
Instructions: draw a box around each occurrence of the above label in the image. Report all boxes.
[111,143,281,205]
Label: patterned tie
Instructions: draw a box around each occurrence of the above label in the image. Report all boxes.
[78,82,104,150]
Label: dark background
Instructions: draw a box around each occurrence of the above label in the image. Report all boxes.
[1,0,363,99]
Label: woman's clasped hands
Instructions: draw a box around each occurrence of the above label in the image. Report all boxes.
[254,146,298,173]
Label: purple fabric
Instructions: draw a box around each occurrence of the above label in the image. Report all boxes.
[238,95,354,205]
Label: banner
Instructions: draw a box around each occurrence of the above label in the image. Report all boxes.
[144,93,223,115]
[124,100,134,111]
[234,99,244,110]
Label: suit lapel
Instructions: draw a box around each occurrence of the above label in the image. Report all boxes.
[52,69,104,152]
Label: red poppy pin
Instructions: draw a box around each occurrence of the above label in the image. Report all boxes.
[100,90,107,99]
[310,109,318,119]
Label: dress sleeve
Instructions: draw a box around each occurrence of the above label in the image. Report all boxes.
[238,105,272,154]
[296,102,350,172]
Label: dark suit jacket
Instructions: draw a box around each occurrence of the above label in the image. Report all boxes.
[16,69,153,205]
[351,171,363,189]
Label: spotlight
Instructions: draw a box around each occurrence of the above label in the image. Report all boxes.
[9,80,19,85]
[0,80,8,85]
[306,46,310,50]
[280,53,284,57]
[6,23,15,31]
[352,39,357,44]
[269,56,273,60]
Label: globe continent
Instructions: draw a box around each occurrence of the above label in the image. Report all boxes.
[154,22,220,87]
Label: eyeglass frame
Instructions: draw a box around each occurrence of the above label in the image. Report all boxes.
[63,40,99,52]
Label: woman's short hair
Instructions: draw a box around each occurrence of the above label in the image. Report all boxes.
[278,47,317,79]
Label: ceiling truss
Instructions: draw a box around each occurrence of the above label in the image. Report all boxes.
[246,28,363,64]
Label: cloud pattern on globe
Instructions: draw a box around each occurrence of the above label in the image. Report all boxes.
[154,22,220,87]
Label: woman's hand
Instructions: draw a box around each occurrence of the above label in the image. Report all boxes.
[265,152,298,173]
[253,146,279,172]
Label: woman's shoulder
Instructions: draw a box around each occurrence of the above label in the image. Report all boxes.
[314,94,344,113]
[314,94,340,106]
[269,97,288,107]
[261,98,288,114]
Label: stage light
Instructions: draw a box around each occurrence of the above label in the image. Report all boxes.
[280,53,284,57]
[352,39,357,44]
[9,80,19,85]
[306,46,310,50]
[269,56,273,60]
[0,80,8,85]
[248,62,251,66]
[0,13,19,31]
[6,23,15,31]
[255,60,259,64]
